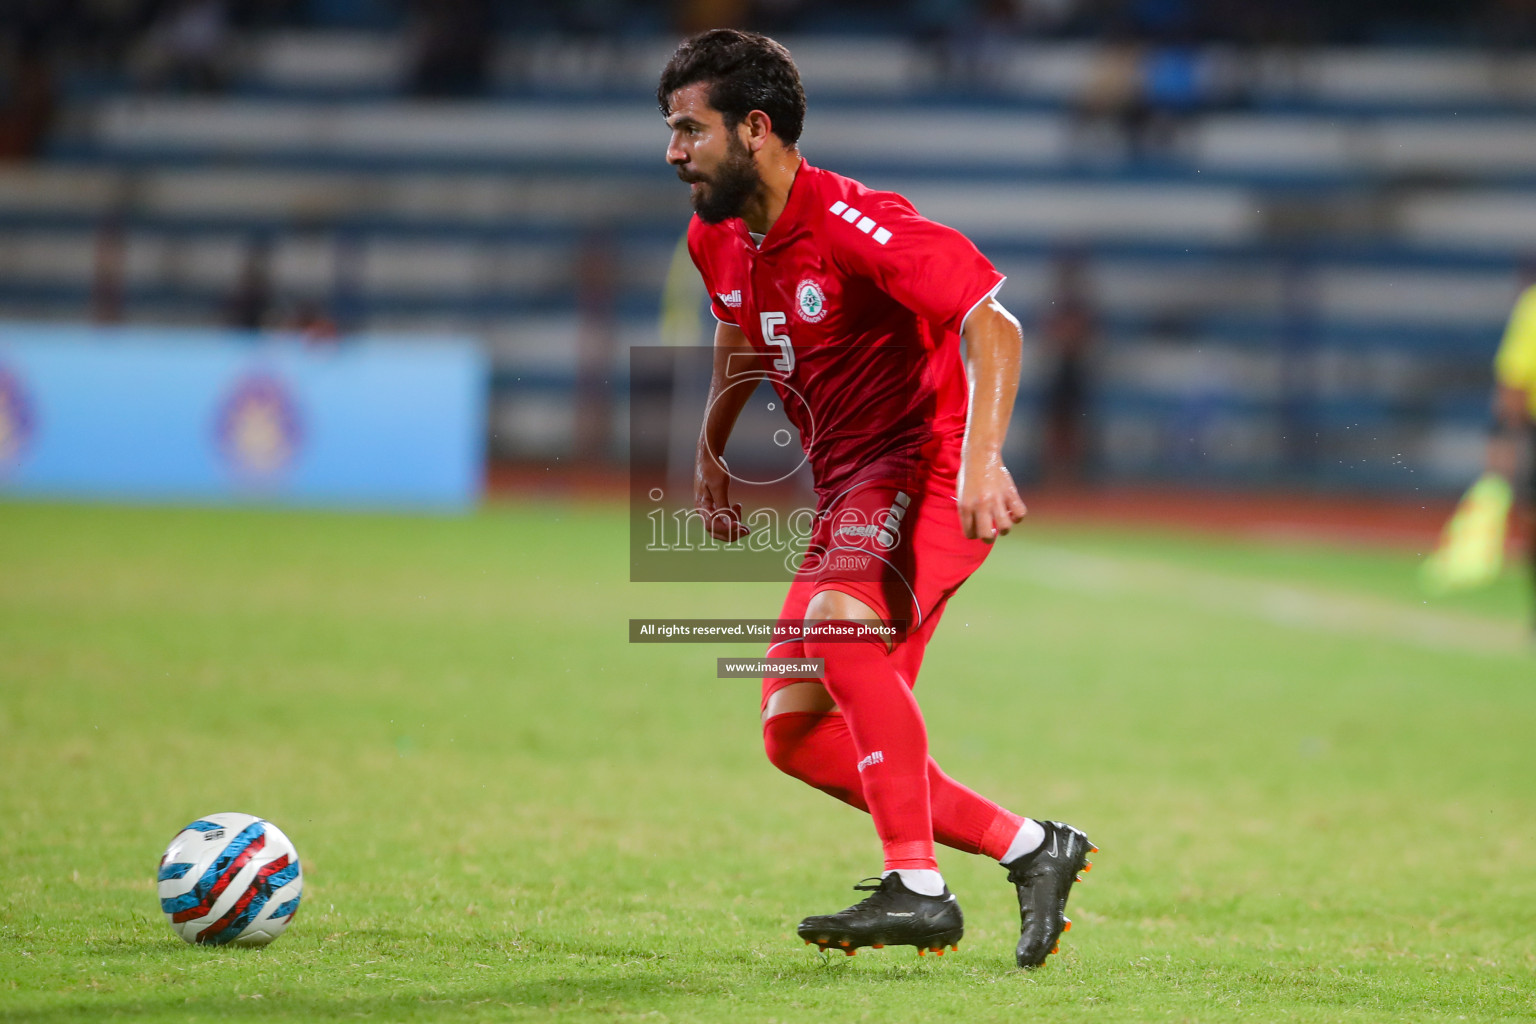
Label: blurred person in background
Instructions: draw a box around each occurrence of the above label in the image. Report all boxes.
[1036,250,1097,483]
[1071,30,1147,162]
[1486,266,1536,622]
[911,0,1024,93]
[745,0,809,35]
[281,300,339,345]
[1015,0,1086,37]
[675,0,751,35]
[222,237,273,331]
[1483,0,1536,48]
[406,0,491,98]
[0,0,58,159]
[131,0,231,93]
[1138,33,1204,152]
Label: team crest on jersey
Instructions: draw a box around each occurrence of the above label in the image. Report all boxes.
[796,280,828,323]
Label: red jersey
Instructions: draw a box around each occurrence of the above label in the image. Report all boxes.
[687,161,1004,504]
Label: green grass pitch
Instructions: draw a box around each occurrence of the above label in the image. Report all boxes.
[3,499,1535,1022]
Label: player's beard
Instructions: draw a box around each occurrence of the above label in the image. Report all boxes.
[685,134,760,224]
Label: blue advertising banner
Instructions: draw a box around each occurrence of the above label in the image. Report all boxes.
[0,325,486,511]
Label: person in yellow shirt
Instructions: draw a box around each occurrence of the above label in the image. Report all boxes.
[1489,280,1536,603]
[1424,279,1536,597]
[1491,282,1536,481]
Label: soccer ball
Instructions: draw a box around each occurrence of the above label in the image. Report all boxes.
[157,812,303,946]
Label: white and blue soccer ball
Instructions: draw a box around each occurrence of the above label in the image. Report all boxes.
[157,812,303,946]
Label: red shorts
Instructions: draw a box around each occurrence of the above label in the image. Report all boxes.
[761,477,992,709]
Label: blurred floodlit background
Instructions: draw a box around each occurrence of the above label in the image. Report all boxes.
[2,0,1535,511]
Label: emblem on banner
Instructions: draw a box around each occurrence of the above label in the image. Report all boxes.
[0,366,35,470]
[215,373,303,477]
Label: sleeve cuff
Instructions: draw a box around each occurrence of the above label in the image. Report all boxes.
[959,275,1007,335]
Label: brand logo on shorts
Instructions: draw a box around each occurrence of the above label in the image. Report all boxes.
[717,289,742,308]
[796,280,828,323]
[873,491,911,550]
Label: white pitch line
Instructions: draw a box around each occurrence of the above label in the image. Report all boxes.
[1007,543,1529,658]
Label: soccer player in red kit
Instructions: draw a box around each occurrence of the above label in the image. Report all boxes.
[659,30,1095,968]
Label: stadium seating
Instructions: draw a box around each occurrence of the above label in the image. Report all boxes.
[6,33,1534,489]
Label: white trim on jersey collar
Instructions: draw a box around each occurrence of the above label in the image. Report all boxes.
[959,278,1008,336]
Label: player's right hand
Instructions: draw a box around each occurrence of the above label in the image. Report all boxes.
[694,449,751,541]
[958,458,1028,543]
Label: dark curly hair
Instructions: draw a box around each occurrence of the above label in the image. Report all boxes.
[657,29,806,146]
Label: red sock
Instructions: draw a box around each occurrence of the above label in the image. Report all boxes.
[763,710,1023,860]
[803,624,936,871]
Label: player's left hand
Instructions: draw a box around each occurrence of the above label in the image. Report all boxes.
[958,459,1027,543]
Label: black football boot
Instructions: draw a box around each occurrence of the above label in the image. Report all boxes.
[797,874,964,956]
[1003,820,1096,968]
